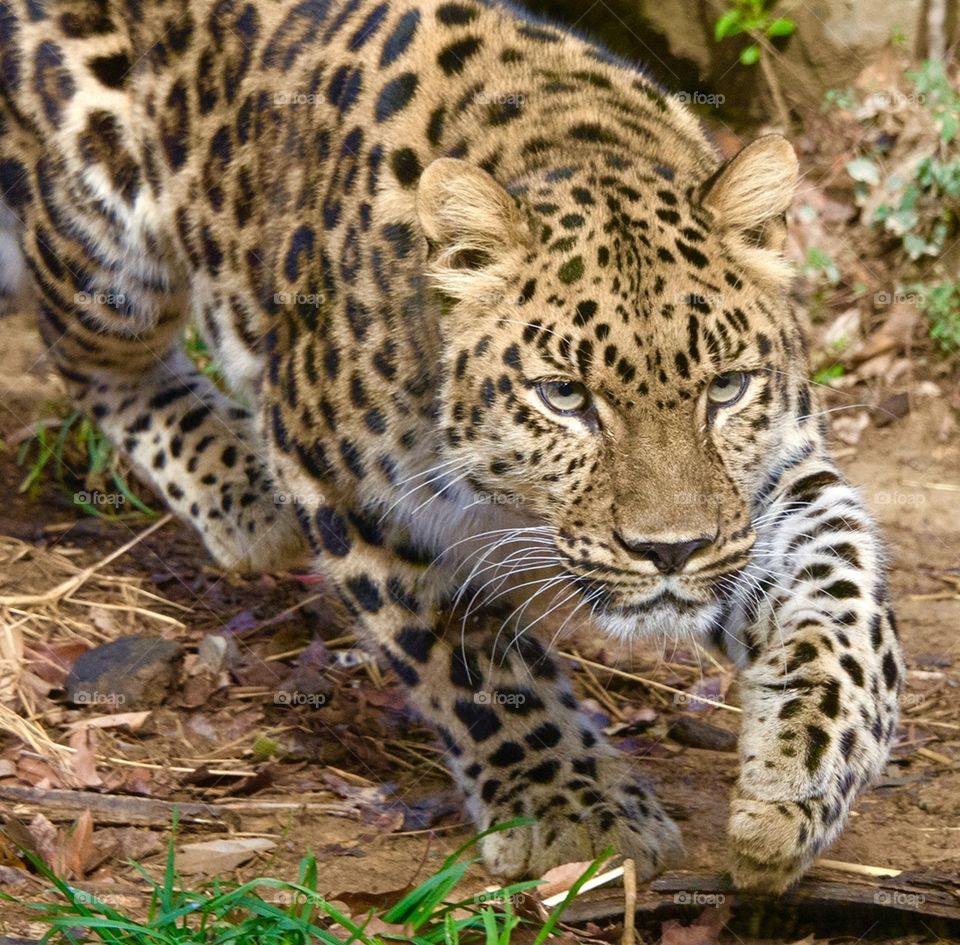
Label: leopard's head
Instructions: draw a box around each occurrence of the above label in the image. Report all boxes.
[417,136,803,639]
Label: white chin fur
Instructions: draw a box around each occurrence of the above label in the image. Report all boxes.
[595,601,722,642]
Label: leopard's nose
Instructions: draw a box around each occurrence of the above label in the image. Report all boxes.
[614,534,713,574]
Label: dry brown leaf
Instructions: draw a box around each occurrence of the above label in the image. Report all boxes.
[80,826,161,864]
[0,830,28,870]
[176,836,275,874]
[27,812,59,869]
[64,809,94,878]
[26,642,88,687]
[68,728,103,789]
[16,753,61,788]
[856,303,918,362]
[179,670,224,708]
[329,883,416,916]
[660,901,731,945]
[118,766,154,796]
[536,859,595,899]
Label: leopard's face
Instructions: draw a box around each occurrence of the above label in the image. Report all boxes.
[420,140,804,639]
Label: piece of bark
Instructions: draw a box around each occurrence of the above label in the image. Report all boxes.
[0,786,231,829]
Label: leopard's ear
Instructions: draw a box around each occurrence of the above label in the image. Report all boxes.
[700,135,798,286]
[416,158,531,301]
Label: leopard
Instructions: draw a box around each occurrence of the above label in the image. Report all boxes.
[0,0,904,892]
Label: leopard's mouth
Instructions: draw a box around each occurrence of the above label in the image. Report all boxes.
[604,588,707,614]
[571,571,742,639]
[572,570,741,606]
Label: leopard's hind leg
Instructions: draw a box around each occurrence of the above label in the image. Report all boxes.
[0,95,305,572]
[71,344,308,572]
[39,246,306,571]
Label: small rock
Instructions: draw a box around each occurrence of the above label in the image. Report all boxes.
[832,411,871,445]
[874,391,910,427]
[667,717,738,752]
[65,636,182,710]
[197,633,238,674]
[278,665,332,707]
[332,648,374,668]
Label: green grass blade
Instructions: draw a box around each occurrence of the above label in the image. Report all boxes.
[109,467,155,516]
[442,819,533,870]
[39,915,172,944]
[295,854,319,923]
[382,860,471,928]
[532,850,613,945]
[160,810,178,916]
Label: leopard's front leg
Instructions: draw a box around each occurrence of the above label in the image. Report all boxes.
[727,464,904,892]
[442,620,684,879]
[298,504,682,880]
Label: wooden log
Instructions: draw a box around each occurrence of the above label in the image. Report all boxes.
[0,786,232,829]
[559,867,960,936]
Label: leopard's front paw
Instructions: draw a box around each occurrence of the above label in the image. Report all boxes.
[728,794,816,893]
[477,752,683,880]
[731,658,894,892]
[201,494,310,573]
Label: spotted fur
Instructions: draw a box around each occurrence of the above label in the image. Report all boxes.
[0,0,902,891]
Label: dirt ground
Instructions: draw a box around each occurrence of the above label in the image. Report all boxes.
[0,303,958,945]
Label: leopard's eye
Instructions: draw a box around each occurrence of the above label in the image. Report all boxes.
[707,371,749,407]
[537,379,591,415]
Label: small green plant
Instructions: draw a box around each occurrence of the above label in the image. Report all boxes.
[843,61,960,354]
[17,323,222,515]
[17,404,155,519]
[803,247,841,287]
[4,821,605,945]
[848,62,960,261]
[713,0,795,126]
[908,58,960,143]
[183,325,224,380]
[890,26,909,48]
[821,86,857,113]
[813,363,846,386]
[905,279,960,351]
[714,0,795,66]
